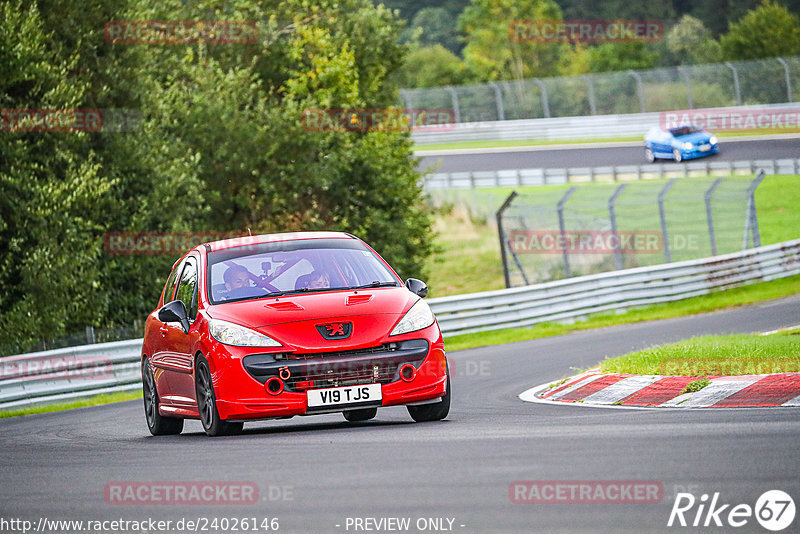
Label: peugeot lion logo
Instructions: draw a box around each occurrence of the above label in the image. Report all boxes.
[316,322,353,340]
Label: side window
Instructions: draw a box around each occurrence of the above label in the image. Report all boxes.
[162,261,182,304]
[175,258,199,320]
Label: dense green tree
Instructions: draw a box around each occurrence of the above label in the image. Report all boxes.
[1,0,435,352]
[402,7,463,54]
[391,45,472,88]
[665,14,722,64]
[720,0,800,60]
[377,0,470,22]
[458,0,565,81]
[587,42,659,73]
[0,1,114,350]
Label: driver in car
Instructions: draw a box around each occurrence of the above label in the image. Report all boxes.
[224,264,253,292]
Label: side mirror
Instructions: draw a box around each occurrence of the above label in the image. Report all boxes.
[158,300,190,334]
[405,278,428,298]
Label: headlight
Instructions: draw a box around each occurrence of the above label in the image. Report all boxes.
[709,136,718,145]
[208,319,282,347]
[390,299,435,336]
[682,142,693,150]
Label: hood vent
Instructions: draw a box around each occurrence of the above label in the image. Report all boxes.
[346,294,373,306]
[264,300,305,311]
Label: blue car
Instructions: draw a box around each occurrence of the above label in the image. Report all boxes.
[644,126,719,163]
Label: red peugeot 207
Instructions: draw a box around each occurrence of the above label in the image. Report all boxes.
[141,231,450,436]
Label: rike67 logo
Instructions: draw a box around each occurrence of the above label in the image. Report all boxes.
[668,490,795,531]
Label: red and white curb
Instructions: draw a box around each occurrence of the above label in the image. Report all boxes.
[520,370,800,408]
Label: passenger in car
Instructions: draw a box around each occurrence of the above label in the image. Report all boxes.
[295,271,330,290]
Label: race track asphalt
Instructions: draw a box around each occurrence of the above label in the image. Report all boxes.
[417,136,800,173]
[1,295,799,533]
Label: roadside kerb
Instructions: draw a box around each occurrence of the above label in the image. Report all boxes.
[522,371,800,408]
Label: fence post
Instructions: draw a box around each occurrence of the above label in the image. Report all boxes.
[497,191,518,288]
[488,81,505,121]
[557,186,577,277]
[658,179,677,262]
[445,86,461,123]
[677,66,694,109]
[627,70,646,112]
[743,171,766,249]
[533,79,551,118]
[398,89,413,113]
[704,177,723,256]
[608,183,628,271]
[85,326,96,344]
[724,62,742,105]
[582,75,597,115]
[776,58,793,103]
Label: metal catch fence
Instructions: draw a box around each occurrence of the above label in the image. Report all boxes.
[401,56,800,124]
[496,173,765,287]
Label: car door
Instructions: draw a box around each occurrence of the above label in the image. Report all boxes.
[149,259,183,406]
[157,255,201,409]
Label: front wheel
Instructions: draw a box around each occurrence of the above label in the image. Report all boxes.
[195,355,243,437]
[644,147,655,163]
[407,366,451,422]
[672,148,682,162]
[142,358,184,436]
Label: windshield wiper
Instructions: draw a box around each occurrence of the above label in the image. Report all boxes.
[349,281,399,290]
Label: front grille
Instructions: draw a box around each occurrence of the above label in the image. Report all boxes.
[285,360,401,389]
[242,339,429,392]
[286,343,398,360]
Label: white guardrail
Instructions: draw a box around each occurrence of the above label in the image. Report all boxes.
[411,102,800,144]
[2,239,799,410]
[424,159,800,189]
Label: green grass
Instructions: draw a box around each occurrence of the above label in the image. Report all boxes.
[682,378,710,393]
[443,273,800,351]
[599,332,800,376]
[0,390,141,419]
[755,175,800,245]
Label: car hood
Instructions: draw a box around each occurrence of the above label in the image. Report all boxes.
[674,131,712,144]
[206,288,420,350]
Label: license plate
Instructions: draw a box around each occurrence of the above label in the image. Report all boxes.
[699,144,711,151]
[307,383,381,408]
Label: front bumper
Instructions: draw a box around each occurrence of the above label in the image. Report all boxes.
[211,331,447,421]
[677,143,719,160]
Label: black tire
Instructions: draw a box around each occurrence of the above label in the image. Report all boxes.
[343,407,378,422]
[673,148,682,162]
[407,367,451,422]
[644,147,655,163]
[195,355,244,437]
[142,358,184,436]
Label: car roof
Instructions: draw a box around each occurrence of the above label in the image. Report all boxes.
[203,231,357,253]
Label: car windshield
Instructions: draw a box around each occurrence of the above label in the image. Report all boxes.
[669,126,702,137]
[207,238,399,303]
